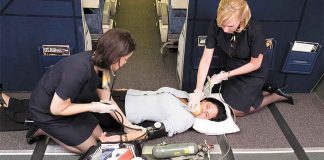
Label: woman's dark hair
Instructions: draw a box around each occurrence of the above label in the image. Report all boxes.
[93,28,136,70]
[201,97,227,122]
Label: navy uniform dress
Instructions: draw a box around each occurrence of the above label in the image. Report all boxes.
[205,18,268,113]
[29,52,102,146]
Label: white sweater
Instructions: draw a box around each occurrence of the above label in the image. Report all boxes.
[125,87,195,137]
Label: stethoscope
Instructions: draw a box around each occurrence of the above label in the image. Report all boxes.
[108,60,125,100]
[109,72,116,101]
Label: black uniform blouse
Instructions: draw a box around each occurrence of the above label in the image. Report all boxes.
[205,18,267,78]
[29,52,101,123]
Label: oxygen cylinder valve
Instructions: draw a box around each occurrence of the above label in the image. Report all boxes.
[199,139,214,153]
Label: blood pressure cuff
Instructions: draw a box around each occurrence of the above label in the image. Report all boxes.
[146,122,167,140]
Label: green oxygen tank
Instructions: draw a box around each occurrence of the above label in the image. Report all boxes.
[152,143,199,159]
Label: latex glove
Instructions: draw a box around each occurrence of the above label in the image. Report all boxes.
[210,71,229,85]
[90,102,115,113]
[188,89,204,116]
[218,71,230,80]
[124,124,147,133]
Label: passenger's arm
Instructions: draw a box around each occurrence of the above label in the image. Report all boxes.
[100,122,168,142]
[100,131,148,142]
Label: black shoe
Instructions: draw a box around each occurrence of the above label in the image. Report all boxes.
[274,88,294,105]
[26,125,40,144]
[262,84,278,93]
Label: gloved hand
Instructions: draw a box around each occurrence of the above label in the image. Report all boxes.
[210,71,229,85]
[188,89,204,116]
[89,102,115,113]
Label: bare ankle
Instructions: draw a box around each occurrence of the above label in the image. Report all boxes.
[272,93,287,101]
[1,93,10,107]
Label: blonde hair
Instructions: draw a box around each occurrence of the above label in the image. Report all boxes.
[217,0,251,32]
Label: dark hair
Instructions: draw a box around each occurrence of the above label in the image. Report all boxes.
[201,97,227,122]
[93,28,136,70]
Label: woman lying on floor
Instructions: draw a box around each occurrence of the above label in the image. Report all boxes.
[0,87,227,143]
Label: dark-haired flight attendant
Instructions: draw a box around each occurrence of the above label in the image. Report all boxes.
[28,28,143,153]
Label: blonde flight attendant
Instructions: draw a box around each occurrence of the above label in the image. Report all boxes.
[189,0,293,117]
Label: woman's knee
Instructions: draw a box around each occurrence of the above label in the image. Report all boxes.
[42,132,83,154]
[43,129,97,153]
[77,136,98,153]
[232,108,247,117]
[92,125,103,139]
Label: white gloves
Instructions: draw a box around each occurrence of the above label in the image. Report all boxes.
[90,102,116,113]
[210,71,230,85]
[188,89,204,116]
[191,71,231,113]
[203,71,231,97]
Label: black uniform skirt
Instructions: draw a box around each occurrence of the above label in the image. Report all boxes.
[221,75,265,113]
[33,91,128,146]
[35,112,98,146]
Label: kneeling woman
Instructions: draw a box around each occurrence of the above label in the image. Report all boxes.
[27,28,140,153]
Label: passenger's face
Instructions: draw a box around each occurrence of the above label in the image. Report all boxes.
[195,100,219,120]
[221,16,241,33]
[111,52,133,71]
